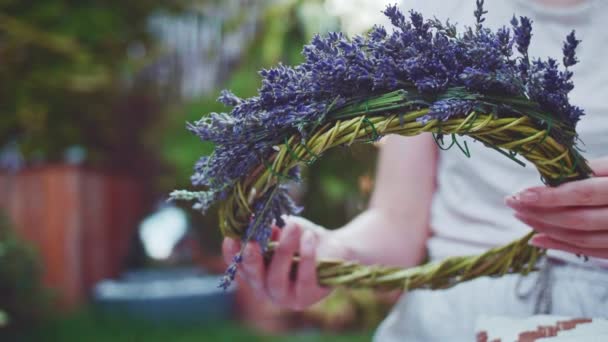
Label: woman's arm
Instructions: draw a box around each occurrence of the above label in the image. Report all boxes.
[331,133,438,267]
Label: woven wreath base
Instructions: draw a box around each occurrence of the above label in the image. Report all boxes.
[219,109,591,290]
[265,231,542,290]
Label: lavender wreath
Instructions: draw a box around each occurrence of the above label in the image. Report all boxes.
[171,1,593,290]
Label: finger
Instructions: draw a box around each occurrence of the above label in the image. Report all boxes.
[240,242,267,293]
[266,222,301,304]
[285,216,327,234]
[530,234,608,259]
[515,213,608,249]
[511,205,608,231]
[293,229,328,310]
[590,156,608,177]
[505,177,608,208]
[222,237,241,265]
[270,225,281,241]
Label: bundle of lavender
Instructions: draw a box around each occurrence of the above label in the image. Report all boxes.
[171,1,593,290]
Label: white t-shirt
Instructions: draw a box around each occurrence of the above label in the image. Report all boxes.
[373,5,608,339]
[409,0,608,265]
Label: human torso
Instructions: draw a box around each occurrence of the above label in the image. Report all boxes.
[420,0,608,264]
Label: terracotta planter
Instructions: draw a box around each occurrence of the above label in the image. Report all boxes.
[0,165,144,308]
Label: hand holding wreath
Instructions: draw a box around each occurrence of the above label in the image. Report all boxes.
[223,217,345,310]
[507,157,608,258]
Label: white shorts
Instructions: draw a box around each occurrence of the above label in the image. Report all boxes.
[373,259,608,342]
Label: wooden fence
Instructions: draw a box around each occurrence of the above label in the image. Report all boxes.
[0,165,144,308]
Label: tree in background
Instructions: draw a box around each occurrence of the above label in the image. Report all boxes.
[0,0,182,172]
[0,212,46,333]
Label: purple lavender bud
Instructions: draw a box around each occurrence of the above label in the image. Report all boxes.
[218,252,243,290]
[218,89,242,107]
[562,30,580,67]
[274,212,286,228]
[369,25,387,42]
[474,0,487,29]
[383,4,406,29]
[568,105,584,123]
[420,98,479,123]
[232,254,243,264]
[409,10,424,31]
[511,16,532,57]
[287,165,302,182]
[496,26,513,57]
[460,67,521,95]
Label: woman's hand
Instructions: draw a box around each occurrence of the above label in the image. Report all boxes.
[222,216,352,311]
[220,135,435,310]
[505,156,608,258]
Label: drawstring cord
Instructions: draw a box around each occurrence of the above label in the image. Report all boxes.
[515,257,554,314]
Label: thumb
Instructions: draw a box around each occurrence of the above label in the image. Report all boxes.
[283,215,327,235]
[281,215,353,260]
[316,232,354,261]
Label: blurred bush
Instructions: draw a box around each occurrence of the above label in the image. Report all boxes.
[0,1,181,171]
[158,0,338,189]
[0,212,47,332]
[160,1,374,254]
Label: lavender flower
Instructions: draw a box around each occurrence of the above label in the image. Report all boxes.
[217,89,242,107]
[474,0,487,30]
[217,183,303,289]
[528,58,583,123]
[511,16,533,79]
[511,16,532,57]
[421,98,480,123]
[496,27,514,58]
[562,30,580,67]
[244,184,302,252]
[383,4,407,30]
[219,254,242,290]
[460,67,521,95]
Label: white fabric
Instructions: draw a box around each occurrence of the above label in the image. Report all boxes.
[375,0,608,340]
[423,0,608,266]
[374,261,608,341]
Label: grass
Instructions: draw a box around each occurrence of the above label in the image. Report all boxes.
[7,310,373,342]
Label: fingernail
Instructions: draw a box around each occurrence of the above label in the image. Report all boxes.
[515,190,539,203]
[529,236,545,247]
[504,195,517,206]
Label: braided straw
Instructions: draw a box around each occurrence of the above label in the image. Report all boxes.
[218,109,592,290]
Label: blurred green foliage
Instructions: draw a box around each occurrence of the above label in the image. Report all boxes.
[303,146,377,230]
[160,1,374,254]
[0,0,180,167]
[158,0,319,190]
[0,212,47,333]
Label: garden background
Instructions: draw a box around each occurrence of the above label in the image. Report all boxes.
[0,0,400,340]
